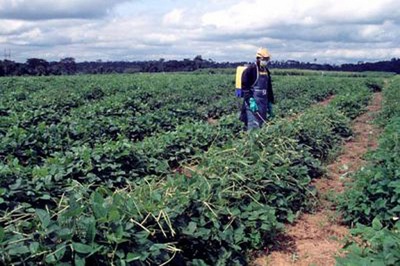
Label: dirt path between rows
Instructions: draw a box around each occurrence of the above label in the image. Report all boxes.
[253,92,383,266]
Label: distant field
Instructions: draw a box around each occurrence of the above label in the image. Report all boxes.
[193,67,397,77]
[0,71,396,265]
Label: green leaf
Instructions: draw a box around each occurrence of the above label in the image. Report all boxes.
[135,231,151,245]
[0,227,4,242]
[372,217,383,230]
[85,218,96,244]
[126,252,141,262]
[151,192,161,202]
[234,226,245,243]
[91,191,107,220]
[45,254,56,264]
[62,206,84,218]
[57,228,73,240]
[40,194,51,200]
[29,242,40,253]
[108,209,120,222]
[36,209,50,229]
[9,178,22,190]
[72,242,93,254]
[286,212,295,223]
[191,259,208,266]
[183,222,197,235]
[55,244,67,260]
[8,245,30,255]
[74,254,86,266]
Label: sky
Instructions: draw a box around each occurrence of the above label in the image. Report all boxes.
[0,0,399,64]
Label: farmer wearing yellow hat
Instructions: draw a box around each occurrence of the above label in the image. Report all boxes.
[239,47,275,130]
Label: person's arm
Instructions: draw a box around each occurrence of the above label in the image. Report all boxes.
[241,65,256,100]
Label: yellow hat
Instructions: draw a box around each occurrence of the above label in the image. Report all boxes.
[256,48,271,59]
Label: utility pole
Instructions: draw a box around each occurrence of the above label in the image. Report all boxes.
[3,49,11,75]
[4,48,11,60]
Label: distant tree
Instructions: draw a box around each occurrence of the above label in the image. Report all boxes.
[4,60,22,75]
[0,61,4,76]
[14,63,28,76]
[193,55,204,70]
[158,58,165,72]
[26,58,49,76]
[0,60,16,76]
[2,55,399,77]
[59,57,77,75]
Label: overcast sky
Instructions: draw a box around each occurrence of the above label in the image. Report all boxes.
[1,0,399,64]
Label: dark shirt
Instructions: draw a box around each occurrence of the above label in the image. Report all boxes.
[241,63,275,104]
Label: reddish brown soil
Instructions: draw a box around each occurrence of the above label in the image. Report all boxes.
[316,94,335,107]
[253,92,382,266]
[207,117,219,125]
[321,92,382,194]
[173,164,199,178]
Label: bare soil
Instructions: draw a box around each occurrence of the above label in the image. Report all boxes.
[315,94,336,107]
[207,117,219,125]
[173,164,199,178]
[253,92,382,266]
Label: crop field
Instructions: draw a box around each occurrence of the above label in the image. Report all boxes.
[0,71,398,265]
[336,76,400,266]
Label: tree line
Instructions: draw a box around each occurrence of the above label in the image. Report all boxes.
[1,55,399,76]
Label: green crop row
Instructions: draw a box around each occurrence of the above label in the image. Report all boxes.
[0,115,242,210]
[194,68,396,78]
[0,75,349,178]
[336,76,400,266]
[0,106,350,265]
[0,76,378,214]
[0,74,238,138]
[0,73,377,265]
[338,77,400,226]
[0,74,239,169]
[329,85,372,119]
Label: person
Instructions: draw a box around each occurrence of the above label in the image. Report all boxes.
[239,47,275,130]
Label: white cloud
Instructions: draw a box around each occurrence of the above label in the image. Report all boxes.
[320,0,400,23]
[359,21,397,42]
[163,8,184,25]
[0,0,130,20]
[0,0,399,63]
[0,19,31,35]
[202,0,319,30]
[202,0,400,30]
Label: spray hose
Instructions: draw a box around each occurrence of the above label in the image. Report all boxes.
[244,101,268,124]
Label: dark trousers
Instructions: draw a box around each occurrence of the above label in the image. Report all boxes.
[243,89,268,130]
